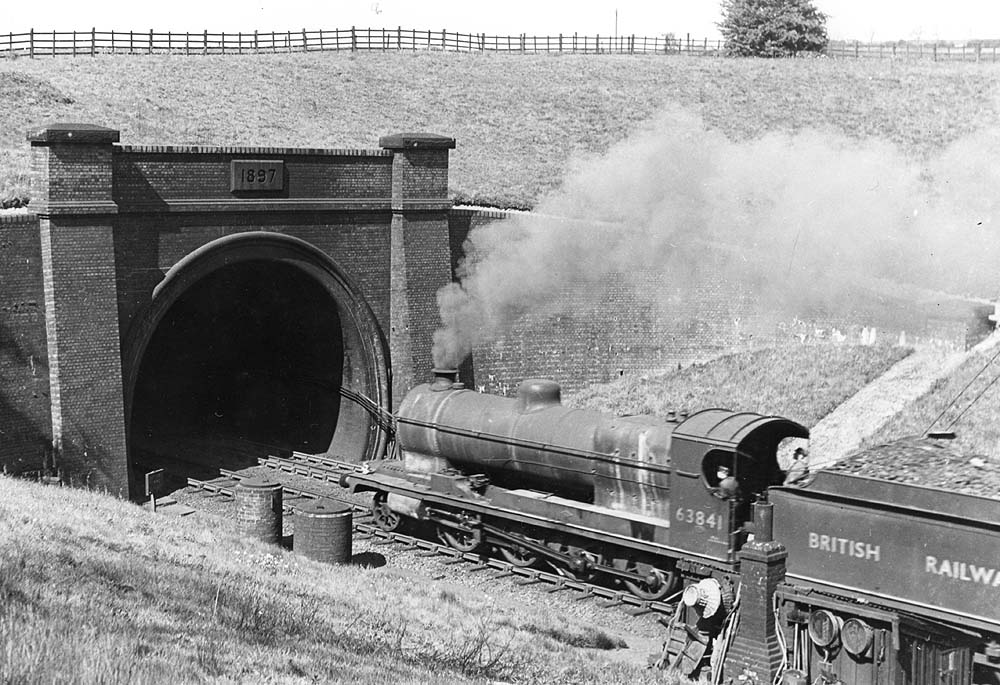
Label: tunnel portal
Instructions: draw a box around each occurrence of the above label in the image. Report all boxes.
[127,249,372,487]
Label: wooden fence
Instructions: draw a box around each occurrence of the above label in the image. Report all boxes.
[0,27,720,57]
[826,39,1000,61]
[1,29,997,61]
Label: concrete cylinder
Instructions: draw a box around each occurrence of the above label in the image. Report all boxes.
[235,477,283,544]
[293,500,353,564]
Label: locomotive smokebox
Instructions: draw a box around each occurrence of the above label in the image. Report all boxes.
[430,368,462,391]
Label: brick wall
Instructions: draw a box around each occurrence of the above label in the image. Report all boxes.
[17,124,457,495]
[0,213,50,473]
[448,207,989,395]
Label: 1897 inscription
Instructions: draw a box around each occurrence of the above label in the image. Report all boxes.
[231,160,284,191]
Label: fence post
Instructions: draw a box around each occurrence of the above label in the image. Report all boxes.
[222,31,226,54]
[29,29,33,58]
[203,29,207,55]
[933,44,937,61]
[91,27,96,56]
[168,31,172,52]
[442,28,446,50]
[351,26,356,51]
[72,30,76,57]
[302,28,307,52]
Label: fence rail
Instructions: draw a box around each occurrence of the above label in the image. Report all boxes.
[0,28,722,57]
[1,29,998,61]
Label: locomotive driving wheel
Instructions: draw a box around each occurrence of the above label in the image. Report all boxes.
[436,525,481,553]
[497,537,541,568]
[621,561,678,601]
[371,493,402,532]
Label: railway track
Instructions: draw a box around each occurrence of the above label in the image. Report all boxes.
[184,453,679,619]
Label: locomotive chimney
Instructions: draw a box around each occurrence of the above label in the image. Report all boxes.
[430,368,462,391]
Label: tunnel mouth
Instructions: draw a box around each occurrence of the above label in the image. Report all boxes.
[124,233,390,497]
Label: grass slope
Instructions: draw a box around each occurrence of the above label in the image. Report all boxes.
[0,475,683,685]
[862,342,1000,456]
[566,343,911,429]
[2,53,1000,207]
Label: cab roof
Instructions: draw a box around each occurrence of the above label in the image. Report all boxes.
[674,408,809,447]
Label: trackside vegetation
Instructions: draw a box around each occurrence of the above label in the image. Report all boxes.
[0,475,686,685]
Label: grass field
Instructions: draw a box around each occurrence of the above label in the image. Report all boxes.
[2,52,1000,207]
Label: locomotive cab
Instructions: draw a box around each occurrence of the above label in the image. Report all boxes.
[669,409,809,564]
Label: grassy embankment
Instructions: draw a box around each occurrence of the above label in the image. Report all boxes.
[566,343,911,429]
[1,52,1000,208]
[0,474,685,685]
[861,342,1000,456]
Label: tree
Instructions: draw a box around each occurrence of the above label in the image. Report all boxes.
[718,0,828,57]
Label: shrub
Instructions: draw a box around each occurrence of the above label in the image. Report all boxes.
[718,0,828,57]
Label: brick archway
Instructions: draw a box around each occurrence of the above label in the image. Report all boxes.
[23,123,456,496]
[121,232,391,493]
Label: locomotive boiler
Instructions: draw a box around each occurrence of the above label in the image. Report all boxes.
[344,370,808,599]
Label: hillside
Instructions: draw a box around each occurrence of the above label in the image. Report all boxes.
[2,52,1000,208]
[0,474,678,685]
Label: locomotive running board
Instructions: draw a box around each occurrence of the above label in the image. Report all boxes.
[344,469,739,569]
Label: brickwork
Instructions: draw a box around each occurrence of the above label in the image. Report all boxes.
[382,134,456,403]
[112,212,393,344]
[726,541,788,683]
[114,147,392,205]
[0,213,50,473]
[40,216,129,492]
[12,123,456,496]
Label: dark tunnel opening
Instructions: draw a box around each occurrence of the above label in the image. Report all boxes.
[130,259,344,481]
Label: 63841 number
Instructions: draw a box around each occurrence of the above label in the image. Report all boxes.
[675,506,724,530]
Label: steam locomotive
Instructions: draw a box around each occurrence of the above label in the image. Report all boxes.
[343,370,1000,684]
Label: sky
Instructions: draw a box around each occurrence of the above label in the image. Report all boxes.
[4,0,1000,42]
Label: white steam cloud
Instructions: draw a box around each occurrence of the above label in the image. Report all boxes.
[432,109,1000,369]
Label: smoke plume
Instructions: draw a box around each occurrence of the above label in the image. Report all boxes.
[432,109,1000,369]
